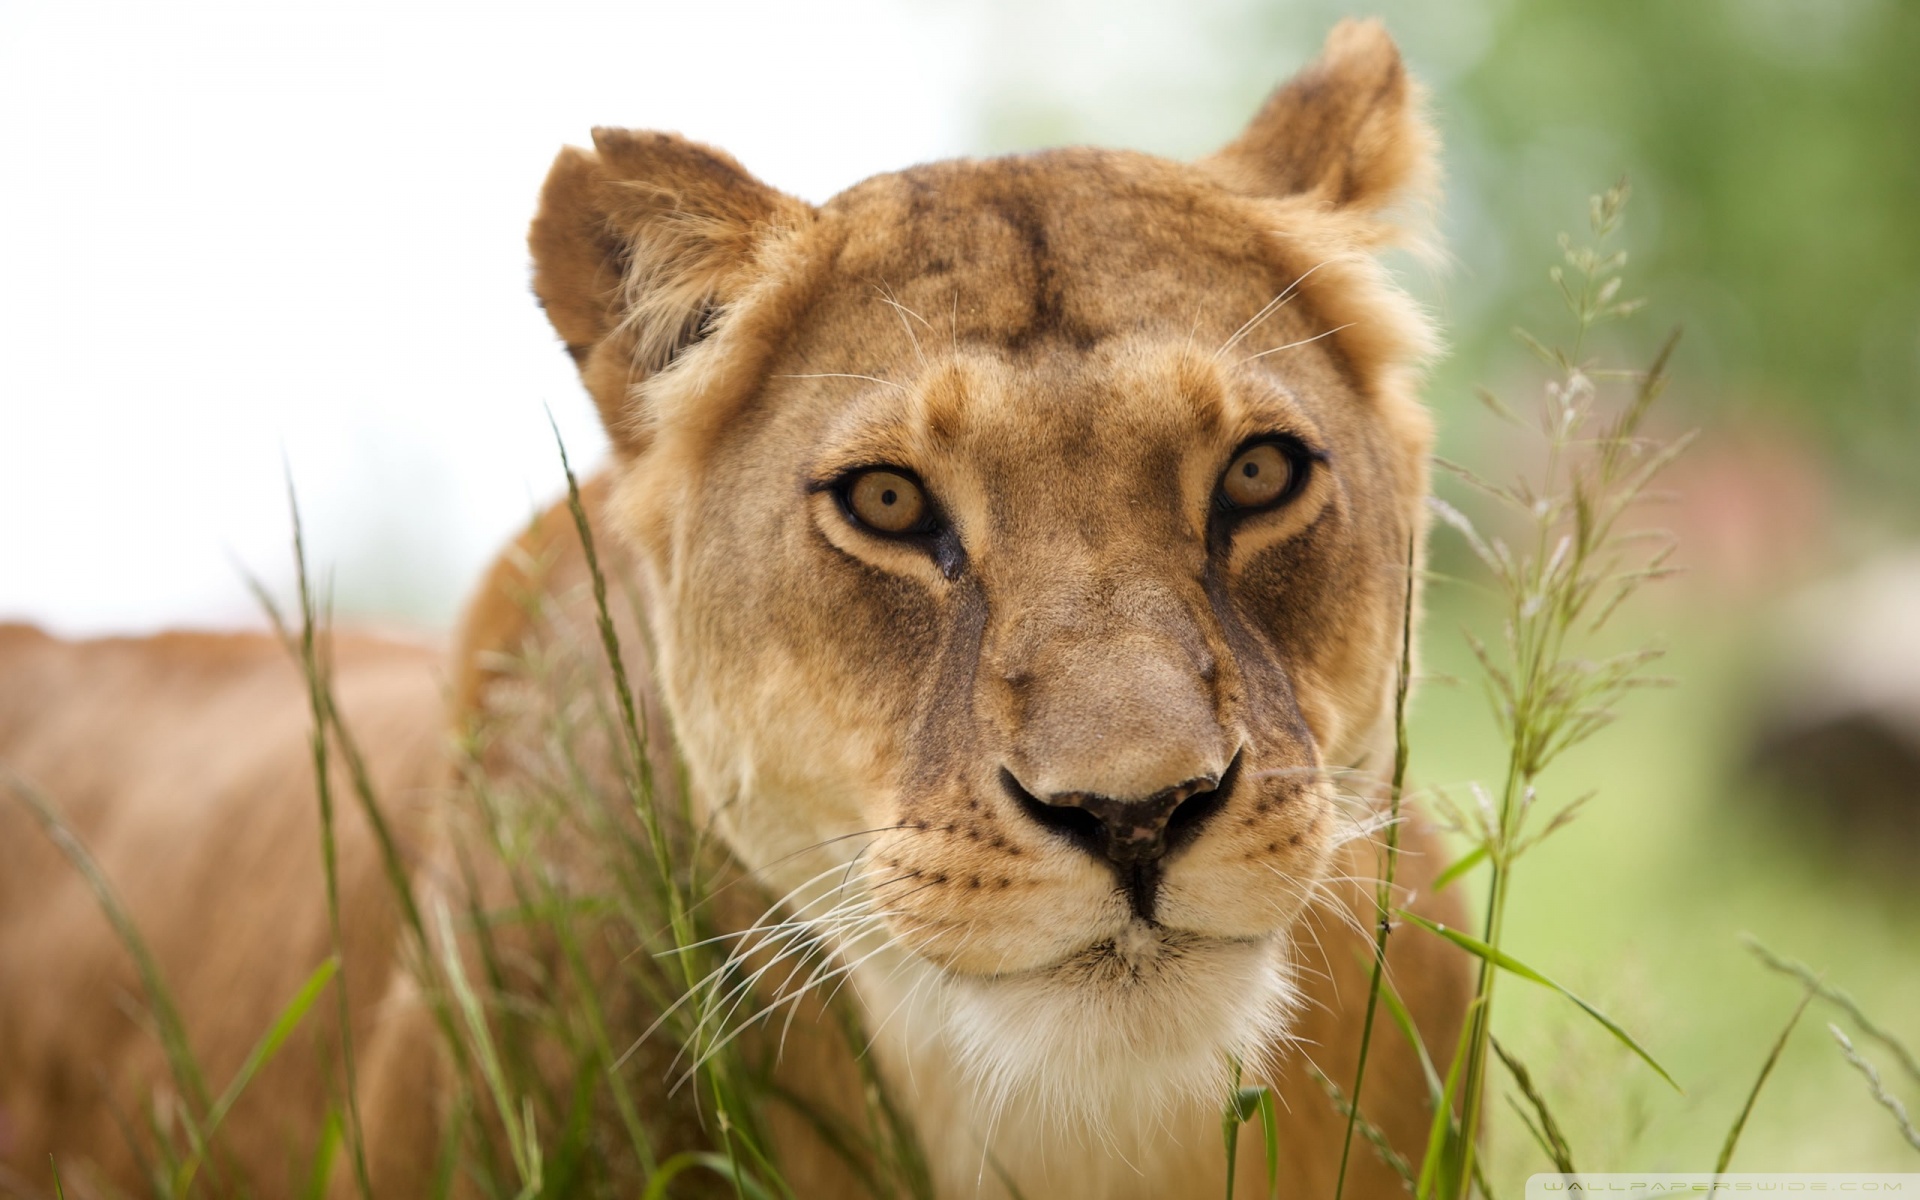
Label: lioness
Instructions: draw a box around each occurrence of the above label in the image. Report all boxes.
[0,20,1469,1199]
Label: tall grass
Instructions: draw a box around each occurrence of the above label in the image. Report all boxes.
[365,438,930,1198]
[1288,180,1920,1199]
[1425,180,1687,1199]
[290,440,938,1199]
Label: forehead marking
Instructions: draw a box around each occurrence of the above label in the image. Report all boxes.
[985,179,1100,354]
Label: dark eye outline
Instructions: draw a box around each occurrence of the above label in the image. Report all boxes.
[825,465,944,537]
[812,464,968,580]
[1212,435,1324,517]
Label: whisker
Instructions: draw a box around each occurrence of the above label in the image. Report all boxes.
[773,371,910,394]
[661,823,905,945]
[1213,258,1339,360]
[618,873,882,1065]
[674,926,914,1090]
[875,283,931,371]
[695,911,888,1053]
[661,904,888,1076]
[776,925,897,1057]
[658,857,874,957]
[1238,323,1356,366]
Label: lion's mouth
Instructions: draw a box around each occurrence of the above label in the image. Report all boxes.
[999,920,1274,986]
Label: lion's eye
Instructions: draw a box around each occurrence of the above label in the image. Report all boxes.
[844,469,929,534]
[1220,442,1297,510]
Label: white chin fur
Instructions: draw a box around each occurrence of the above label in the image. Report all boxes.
[939,926,1299,1139]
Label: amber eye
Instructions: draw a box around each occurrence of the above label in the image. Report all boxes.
[844,469,929,534]
[1220,442,1298,510]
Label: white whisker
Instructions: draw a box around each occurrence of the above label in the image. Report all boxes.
[774,371,910,394]
[1213,258,1339,360]
[1238,322,1356,365]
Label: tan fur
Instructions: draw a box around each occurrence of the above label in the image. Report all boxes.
[0,626,445,1198]
[1,20,1469,1199]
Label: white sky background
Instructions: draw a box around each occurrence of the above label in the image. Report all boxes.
[0,0,988,635]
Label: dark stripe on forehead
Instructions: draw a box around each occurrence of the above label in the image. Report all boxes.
[987,180,1101,355]
[823,151,1310,364]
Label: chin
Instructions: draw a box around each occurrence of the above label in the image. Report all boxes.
[937,923,1300,1136]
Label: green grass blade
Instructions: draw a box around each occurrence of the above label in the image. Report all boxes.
[1221,1084,1240,1200]
[175,956,342,1194]
[518,1095,543,1200]
[2,769,217,1162]
[1312,1068,1416,1189]
[1716,982,1818,1173]
[49,1156,66,1200]
[1334,536,1418,1200]
[1502,1093,1559,1175]
[208,956,340,1136]
[538,882,659,1175]
[301,1108,344,1200]
[548,420,791,1195]
[1828,1024,1920,1152]
[246,564,469,1084]
[1399,911,1678,1091]
[640,1152,779,1200]
[1472,1156,1499,1200]
[1431,846,1489,893]
[434,898,537,1191]
[1490,1036,1575,1174]
[1221,1060,1270,1200]
[1416,996,1477,1200]
[265,479,375,1200]
[427,1093,472,1200]
[1376,969,1445,1110]
[252,549,431,967]
[548,419,666,891]
[1745,936,1920,1088]
[1257,1085,1280,1200]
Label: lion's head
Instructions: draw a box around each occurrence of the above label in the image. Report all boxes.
[528,17,1436,1147]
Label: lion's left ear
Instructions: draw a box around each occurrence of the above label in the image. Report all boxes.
[1199,19,1434,235]
[529,128,814,452]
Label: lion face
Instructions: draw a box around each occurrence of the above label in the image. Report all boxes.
[530,19,1434,1127]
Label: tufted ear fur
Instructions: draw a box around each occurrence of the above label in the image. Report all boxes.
[529,129,814,452]
[1200,19,1434,240]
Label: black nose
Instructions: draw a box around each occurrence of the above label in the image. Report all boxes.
[1001,753,1240,916]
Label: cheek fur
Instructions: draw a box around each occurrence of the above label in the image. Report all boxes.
[1156,779,1338,938]
[684,500,947,755]
[863,807,1120,975]
[1233,511,1394,756]
[782,534,946,699]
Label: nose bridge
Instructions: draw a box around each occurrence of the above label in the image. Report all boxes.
[991,567,1229,801]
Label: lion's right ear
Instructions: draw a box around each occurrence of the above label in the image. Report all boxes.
[529,129,813,452]
[1199,19,1434,245]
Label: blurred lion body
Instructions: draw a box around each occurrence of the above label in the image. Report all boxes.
[1,20,1469,1200]
[0,625,444,1195]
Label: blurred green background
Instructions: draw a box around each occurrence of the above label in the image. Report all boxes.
[968,0,1919,1179]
